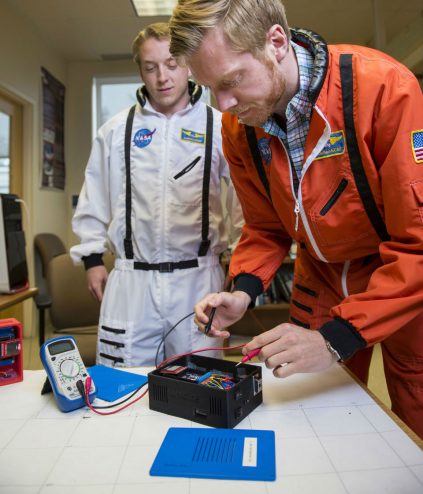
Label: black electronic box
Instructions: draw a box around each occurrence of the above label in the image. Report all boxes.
[148,354,263,428]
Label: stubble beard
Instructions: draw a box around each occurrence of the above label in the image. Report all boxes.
[236,60,286,128]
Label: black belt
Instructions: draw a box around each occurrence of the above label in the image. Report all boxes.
[133,259,199,273]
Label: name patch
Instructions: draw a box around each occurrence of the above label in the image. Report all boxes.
[316,130,345,160]
[181,128,206,145]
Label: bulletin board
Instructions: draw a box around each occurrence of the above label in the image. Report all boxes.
[41,67,65,190]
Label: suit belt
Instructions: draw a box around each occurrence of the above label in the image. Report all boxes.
[133,259,199,273]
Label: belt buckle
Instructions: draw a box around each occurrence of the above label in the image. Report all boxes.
[159,262,173,273]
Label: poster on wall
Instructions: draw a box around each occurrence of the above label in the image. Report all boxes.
[41,67,65,190]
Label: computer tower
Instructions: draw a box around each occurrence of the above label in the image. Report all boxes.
[0,194,28,293]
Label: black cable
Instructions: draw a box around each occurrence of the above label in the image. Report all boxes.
[154,311,195,367]
[76,378,148,409]
[91,381,148,409]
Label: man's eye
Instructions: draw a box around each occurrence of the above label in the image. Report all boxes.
[145,66,155,72]
[168,64,178,70]
[223,79,240,88]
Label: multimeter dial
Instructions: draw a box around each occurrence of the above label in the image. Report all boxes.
[59,358,81,379]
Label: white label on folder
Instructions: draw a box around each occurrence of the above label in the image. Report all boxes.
[242,437,257,467]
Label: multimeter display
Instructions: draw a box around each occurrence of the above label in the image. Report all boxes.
[48,339,75,355]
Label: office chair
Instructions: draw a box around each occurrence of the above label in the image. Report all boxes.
[34,233,113,365]
[34,233,66,346]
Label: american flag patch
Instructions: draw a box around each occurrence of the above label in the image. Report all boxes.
[412,130,423,163]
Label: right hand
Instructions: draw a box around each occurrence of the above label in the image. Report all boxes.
[194,291,251,338]
[86,265,108,302]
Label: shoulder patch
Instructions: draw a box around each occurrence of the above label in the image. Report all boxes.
[315,130,345,160]
[181,128,206,145]
[133,128,156,148]
[412,130,423,163]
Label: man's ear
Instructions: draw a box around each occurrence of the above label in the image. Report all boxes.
[266,24,289,63]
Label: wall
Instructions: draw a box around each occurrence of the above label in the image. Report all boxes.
[0,2,66,335]
[66,59,136,246]
[0,1,67,242]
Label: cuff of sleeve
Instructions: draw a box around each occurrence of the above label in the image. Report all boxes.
[318,316,367,361]
[233,273,264,309]
[82,253,104,270]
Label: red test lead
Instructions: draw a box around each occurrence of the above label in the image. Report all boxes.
[236,347,261,366]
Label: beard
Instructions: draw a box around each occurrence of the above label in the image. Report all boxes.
[233,58,286,128]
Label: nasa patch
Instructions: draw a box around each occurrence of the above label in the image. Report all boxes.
[133,128,156,148]
[258,137,272,164]
[316,130,345,160]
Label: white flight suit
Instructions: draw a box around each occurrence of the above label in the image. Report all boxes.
[71,86,243,367]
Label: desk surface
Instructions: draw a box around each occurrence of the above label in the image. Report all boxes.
[0,287,38,311]
[0,365,422,494]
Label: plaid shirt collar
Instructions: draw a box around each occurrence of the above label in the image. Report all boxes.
[262,41,314,138]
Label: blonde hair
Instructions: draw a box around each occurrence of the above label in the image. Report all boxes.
[132,22,170,67]
[169,0,291,60]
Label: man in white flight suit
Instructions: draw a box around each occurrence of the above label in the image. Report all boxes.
[71,22,243,367]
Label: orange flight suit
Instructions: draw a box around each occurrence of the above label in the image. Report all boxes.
[224,30,423,437]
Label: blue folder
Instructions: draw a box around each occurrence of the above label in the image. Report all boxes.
[88,365,147,402]
[150,427,276,481]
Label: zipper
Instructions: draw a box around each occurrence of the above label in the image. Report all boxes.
[161,119,170,261]
[320,178,348,216]
[292,299,313,314]
[173,156,201,180]
[295,283,318,297]
[99,338,125,348]
[278,106,332,263]
[99,353,124,364]
[278,135,328,262]
[341,260,351,298]
[101,325,126,334]
[294,200,300,231]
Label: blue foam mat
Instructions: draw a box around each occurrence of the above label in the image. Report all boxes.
[88,365,148,402]
[150,427,276,481]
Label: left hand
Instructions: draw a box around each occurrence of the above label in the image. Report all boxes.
[243,322,338,378]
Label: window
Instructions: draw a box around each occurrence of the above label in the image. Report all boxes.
[92,75,212,139]
[92,76,140,137]
[0,111,11,193]
[0,93,23,196]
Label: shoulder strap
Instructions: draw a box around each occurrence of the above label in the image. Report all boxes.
[244,125,272,201]
[123,104,136,259]
[198,105,213,256]
[339,54,389,241]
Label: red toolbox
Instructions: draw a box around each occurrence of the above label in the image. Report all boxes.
[0,318,23,386]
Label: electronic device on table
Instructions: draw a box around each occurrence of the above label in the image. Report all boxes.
[148,354,263,428]
[0,194,28,293]
[40,336,96,412]
[0,318,23,386]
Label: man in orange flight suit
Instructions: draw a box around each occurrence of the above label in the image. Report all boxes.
[170,0,423,438]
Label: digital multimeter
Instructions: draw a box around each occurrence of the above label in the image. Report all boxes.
[40,336,96,412]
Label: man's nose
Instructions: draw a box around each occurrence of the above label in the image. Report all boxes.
[157,66,169,83]
[215,91,238,113]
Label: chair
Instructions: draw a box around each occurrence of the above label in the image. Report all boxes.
[34,233,66,346]
[34,233,113,365]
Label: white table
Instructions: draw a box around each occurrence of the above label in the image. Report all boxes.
[0,364,422,494]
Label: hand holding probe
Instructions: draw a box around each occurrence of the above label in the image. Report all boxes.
[204,307,216,335]
[235,347,261,366]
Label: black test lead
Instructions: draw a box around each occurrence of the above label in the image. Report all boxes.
[204,307,216,335]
